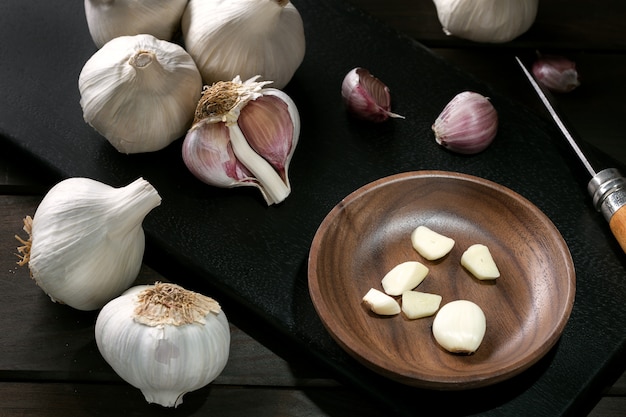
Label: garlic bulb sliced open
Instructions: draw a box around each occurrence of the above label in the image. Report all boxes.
[84,0,188,48]
[16,178,161,311]
[182,0,305,89]
[79,34,202,154]
[96,283,230,407]
[182,76,300,205]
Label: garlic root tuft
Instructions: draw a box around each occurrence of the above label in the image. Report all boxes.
[15,216,33,267]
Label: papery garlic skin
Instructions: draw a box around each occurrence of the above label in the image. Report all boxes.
[182,76,300,205]
[96,283,230,408]
[17,178,161,311]
[182,0,305,89]
[432,91,498,154]
[432,0,538,43]
[84,0,188,48]
[341,67,404,122]
[532,55,581,93]
[79,34,202,154]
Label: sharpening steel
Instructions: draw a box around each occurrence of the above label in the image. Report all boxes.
[515,56,626,253]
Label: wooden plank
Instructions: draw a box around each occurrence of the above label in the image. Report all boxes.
[0,382,385,417]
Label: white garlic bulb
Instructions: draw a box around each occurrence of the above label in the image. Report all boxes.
[432,0,538,43]
[79,34,203,154]
[96,283,230,408]
[15,178,161,311]
[182,75,300,205]
[84,0,188,48]
[181,0,306,89]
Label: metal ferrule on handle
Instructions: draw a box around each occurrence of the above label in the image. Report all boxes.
[588,168,626,221]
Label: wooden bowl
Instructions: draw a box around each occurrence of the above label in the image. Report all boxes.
[308,171,576,390]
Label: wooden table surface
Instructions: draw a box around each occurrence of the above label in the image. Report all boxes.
[1,1,625,415]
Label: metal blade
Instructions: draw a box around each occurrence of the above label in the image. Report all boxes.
[514,56,597,177]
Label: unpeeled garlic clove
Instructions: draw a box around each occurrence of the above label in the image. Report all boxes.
[432,300,486,354]
[341,67,404,122]
[182,76,300,205]
[532,54,580,93]
[432,91,498,154]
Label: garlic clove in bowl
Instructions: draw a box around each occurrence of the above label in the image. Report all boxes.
[95,282,231,408]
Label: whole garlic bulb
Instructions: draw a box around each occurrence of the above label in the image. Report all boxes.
[181,0,305,89]
[182,75,300,205]
[432,0,538,43]
[79,34,203,154]
[84,0,188,48]
[95,283,230,408]
[15,178,161,311]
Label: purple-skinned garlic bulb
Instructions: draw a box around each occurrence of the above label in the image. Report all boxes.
[341,67,404,122]
[532,54,580,93]
[432,91,498,155]
[182,76,300,205]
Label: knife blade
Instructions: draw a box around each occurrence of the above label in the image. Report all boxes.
[515,56,626,253]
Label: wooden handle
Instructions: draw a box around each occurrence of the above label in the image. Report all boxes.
[609,205,626,253]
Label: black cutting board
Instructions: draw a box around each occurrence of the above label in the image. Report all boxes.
[2,1,626,416]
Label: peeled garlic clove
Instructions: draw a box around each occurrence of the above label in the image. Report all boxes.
[401,291,442,320]
[16,178,161,311]
[341,67,405,122]
[532,55,581,93]
[96,283,230,407]
[411,225,455,260]
[381,261,429,296]
[84,0,188,48]
[182,0,305,89]
[182,76,300,205]
[362,288,401,316]
[432,91,498,154]
[79,34,203,154]
[432,300,486,354]
[461,243,500,280]
[432,0,538,43]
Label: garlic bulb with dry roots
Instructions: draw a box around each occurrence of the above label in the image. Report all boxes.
[341,67,404,122]
[15,178,161,311]
[182,76,300,205]
[79,34,202,154]
[182,0,305,89]
[432,91,498,154]
[432,0,538,43]
[96,283,230,407]
[84,0,188,48]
